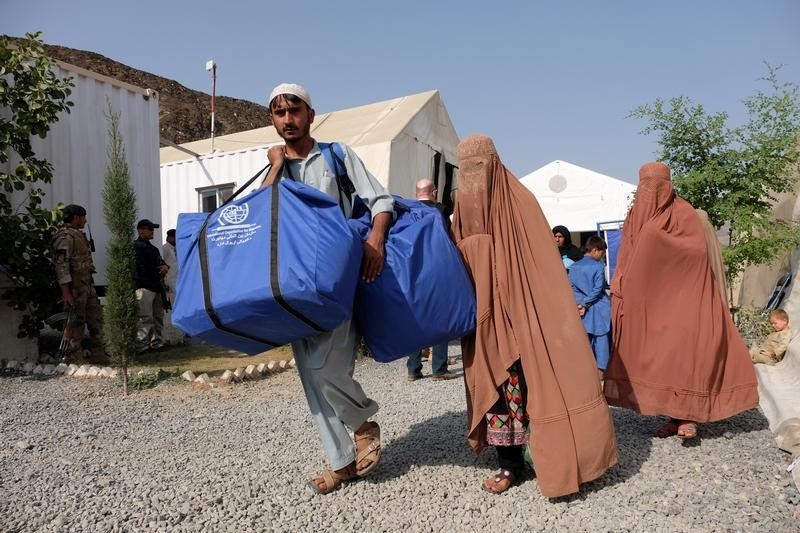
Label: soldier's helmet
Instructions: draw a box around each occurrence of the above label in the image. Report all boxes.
[62,204,87,222]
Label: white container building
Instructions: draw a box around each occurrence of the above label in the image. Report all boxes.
[1,59,160,360]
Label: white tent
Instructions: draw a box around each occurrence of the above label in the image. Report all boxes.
[519,160,636,232]
[159,90,459,231]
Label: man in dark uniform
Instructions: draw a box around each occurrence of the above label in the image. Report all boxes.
[134,219,169,352]
[51,204,104,363]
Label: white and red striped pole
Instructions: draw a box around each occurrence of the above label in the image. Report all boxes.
[206,59,217,152]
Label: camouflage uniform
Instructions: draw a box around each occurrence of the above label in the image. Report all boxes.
[52,224,104,361]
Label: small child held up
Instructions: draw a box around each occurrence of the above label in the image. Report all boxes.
[750,308,792,365]
[568,236,611,379]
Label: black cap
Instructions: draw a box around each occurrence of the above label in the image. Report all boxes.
[136,219,160,230]
[166,229,176,237]
[62,204,86,221]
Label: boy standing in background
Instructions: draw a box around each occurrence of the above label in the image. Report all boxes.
[569,236,611,379]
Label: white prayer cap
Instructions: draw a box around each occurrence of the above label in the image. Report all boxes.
[268,83,312,109]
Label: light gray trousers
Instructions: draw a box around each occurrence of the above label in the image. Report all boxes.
[292,319,379,470]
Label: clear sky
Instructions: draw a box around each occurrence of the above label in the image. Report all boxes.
[3,0,799,182]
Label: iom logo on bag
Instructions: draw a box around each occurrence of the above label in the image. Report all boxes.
[209,202,262,247]
[219,204,249,225]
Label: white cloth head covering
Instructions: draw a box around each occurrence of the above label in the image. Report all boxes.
[268,83,312,109]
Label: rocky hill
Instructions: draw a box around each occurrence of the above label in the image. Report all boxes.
[14,38,272,146]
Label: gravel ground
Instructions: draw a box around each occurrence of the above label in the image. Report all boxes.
[1,348,798,533]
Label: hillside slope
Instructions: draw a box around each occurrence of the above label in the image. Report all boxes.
[13,38,272,145]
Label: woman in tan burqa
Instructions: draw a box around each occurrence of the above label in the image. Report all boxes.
[451,135,618,497]
[603,162,758,439]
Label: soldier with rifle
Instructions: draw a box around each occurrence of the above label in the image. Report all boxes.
[51,204,104,363]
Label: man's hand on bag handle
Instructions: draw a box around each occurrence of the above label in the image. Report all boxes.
[260,145,286,189]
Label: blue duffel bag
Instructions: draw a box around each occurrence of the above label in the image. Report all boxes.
[347,197,477,362]
[171,172,363,354]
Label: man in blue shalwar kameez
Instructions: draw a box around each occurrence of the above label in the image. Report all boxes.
[568,236,612,379]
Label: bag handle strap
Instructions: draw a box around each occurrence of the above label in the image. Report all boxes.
[267,170,327,333]
[320,142,356,217]
[195,162,280,348]
[218,162,271,210]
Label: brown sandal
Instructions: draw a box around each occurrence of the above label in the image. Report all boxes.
[307,463,357,495]
[482,469,516,494]
[354,421,382,477]
[655,419,680,438]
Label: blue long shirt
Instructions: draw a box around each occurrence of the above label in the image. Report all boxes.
[568,256,611,336]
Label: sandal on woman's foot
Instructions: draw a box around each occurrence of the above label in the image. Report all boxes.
[354,421,382,477]
[307,463,357,495]
[482,469,516,494]
[655,419,679,438]
[677,421,698,440]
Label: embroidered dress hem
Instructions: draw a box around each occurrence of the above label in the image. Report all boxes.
[486,425,528,447]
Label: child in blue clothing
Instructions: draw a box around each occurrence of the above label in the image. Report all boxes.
[568,236,611,379]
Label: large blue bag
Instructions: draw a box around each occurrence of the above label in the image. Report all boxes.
[347,197,477,362]
[172,178,363,354]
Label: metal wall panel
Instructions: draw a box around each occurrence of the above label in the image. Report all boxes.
[3,61,161,286]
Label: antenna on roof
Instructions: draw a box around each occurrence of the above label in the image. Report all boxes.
[205,59,217,152]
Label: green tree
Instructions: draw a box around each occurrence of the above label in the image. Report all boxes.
[630,64,800,283]
[102,103,137,394]
[0,32,73,337]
